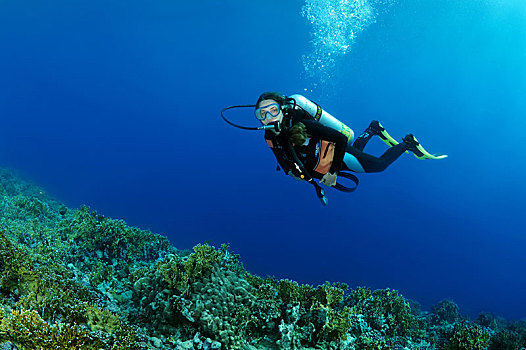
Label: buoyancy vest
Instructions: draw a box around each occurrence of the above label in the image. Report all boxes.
[313,140,335,175]
[265,105,341,176]
[266,133,359,195]
[266,137,336,176]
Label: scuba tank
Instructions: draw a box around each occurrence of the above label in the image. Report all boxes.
[289,94,354,145]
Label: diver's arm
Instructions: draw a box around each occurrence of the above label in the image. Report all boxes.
[270,148,292,175]
[301,120,348,174]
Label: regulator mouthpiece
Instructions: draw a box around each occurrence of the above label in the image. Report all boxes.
[264,121,281,133]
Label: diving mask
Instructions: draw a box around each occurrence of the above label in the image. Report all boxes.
[255,103,281,121]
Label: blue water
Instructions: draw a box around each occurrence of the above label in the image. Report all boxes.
[1,0,525,320]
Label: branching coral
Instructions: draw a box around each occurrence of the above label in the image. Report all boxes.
[60,206,174,266]
[155,243,240,296]
[446,321,491,350]
[346,287,420,339]
[0,307,104,350]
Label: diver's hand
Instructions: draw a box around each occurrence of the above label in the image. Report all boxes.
[287,171,303,181]
[321,172,337,186]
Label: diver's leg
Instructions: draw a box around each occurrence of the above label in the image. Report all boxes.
[344,143,408,173]
[352,120,386,151]
[341,153,366,173]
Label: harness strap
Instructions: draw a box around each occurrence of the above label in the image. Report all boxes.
[286,140,329,205]
[312,101,323,121]
[334,171,359,193]
[268,135,358,204]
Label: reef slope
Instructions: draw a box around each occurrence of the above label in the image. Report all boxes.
[0,168,524,350]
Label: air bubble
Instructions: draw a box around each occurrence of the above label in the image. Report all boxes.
[301,0,396,90]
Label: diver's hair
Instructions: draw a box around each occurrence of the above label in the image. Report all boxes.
[287,122,308,145]
[256,92,288,107]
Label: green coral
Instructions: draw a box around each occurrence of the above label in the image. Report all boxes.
[0,231,96,322]
[246,275,354,344]
[0,306,141,350]
[347,287,420,338]
[60,206,174,265]
[156,243,240,295]
[0,231,34,293]
[446,321,491,350]
[0,307,104,350]
[489,329,523,350]
[0,231,141,348]
[322,305,354,340]
[10,195,50,218]
[316,281,348,308]
[432,299,461,324]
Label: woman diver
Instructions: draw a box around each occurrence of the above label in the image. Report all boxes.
[254,91,445,189]
[221,91,446,204]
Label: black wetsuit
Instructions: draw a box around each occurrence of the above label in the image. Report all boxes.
[264,109,347,179]
[265,109,409,177]
[347,126,409,173]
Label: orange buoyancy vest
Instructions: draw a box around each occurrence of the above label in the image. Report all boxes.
[314,140,335,175]
[266,138,335,175]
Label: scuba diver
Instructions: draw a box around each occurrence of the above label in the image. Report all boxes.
[221,91,446,205]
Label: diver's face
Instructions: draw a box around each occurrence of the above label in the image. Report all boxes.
[256,99,283,125]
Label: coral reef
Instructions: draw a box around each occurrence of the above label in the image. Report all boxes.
[0,167,525,349]
[445,322,491,350]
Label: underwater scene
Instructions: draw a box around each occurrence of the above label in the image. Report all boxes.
[1,0,526,349]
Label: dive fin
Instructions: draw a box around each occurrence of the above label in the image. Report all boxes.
[377,126,401,148]
[375,122,448,160]
[403,134,448,160]
[413,144,448,160]
[375,124,414,154]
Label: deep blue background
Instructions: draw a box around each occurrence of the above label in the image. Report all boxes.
[1,0,525,320]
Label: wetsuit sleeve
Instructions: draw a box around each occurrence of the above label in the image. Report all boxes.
[270,148,292,174]
[301,119,348,174]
